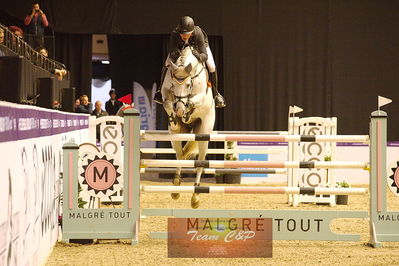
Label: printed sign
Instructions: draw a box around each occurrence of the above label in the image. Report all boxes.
[168,218,272,258]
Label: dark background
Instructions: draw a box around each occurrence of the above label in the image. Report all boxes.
[1,0,399,138]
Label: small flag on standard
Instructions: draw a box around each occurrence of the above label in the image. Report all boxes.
[289,105,303,114]
[378,96,392,108]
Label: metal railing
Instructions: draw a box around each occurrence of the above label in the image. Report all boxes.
[0,23,68,76]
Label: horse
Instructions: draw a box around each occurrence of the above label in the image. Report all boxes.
[161,45,215,208]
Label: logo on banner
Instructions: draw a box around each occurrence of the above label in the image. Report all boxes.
[168,218,272,258]
[79,153,122,198]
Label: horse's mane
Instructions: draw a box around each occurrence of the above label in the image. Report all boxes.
[176,46,193,66]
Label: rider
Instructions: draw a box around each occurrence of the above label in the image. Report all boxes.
[153,16,226,108]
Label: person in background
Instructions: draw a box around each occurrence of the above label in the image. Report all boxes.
[92,101,108,118]
[0,28,5,56]
[36,46,67,79]
[37,46,47,57]
[9,26,26,56]
[92,100,108,141]
[74,98,80,112]
[9,26,23,39]
[24,2,49,48]
[35,46,47,67]
[75,95,93,114]
[0,28,4,44]
[105,89,123,115]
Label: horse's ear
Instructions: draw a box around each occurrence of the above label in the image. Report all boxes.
[169,60,178,73]
[185,63,192,74]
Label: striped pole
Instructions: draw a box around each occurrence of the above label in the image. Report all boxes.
[141,130,289,135]
[140,148,285,154]
[141,159,369,169]
[141,186,367,195]
[140,133,369,143]
[140,168,287,175]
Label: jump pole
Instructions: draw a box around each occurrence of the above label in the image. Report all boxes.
[141,185,367,195]
[140,168,287,175]
[141,159,369,169]
[141,133,369,143]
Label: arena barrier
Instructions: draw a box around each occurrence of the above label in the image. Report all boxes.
[61,109,399,247]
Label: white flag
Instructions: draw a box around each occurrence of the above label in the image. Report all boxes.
[378,96,392,108]
[289,105,303,114]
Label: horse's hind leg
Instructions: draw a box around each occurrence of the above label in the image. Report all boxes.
[171,140,183,200]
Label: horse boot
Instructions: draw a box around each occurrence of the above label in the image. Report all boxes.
[209,71,226,108]
[154,66,168,104]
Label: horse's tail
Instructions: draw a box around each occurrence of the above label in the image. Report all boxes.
[182,141,198,160]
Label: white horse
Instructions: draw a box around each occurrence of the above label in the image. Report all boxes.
[162,45,215,208]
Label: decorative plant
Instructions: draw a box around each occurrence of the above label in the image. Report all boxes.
[225,141,237,161]
[78,184,88,208]
[336,180,351,188]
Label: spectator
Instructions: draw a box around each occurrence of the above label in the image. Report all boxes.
[0,28,4,44]
[92,101,108,118]
[0,28,4,57]
[92,101,108,141]
[75,95,93,114]
[37,46,47,57]
[24,2,48,49]
[9,26,23,38]
[35,46,47,67]
[36,46,67,79]
[105,89,123,115]
[9,26,24,55]
[74,98,80,112]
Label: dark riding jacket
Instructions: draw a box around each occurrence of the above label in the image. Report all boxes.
[169,26,209,63]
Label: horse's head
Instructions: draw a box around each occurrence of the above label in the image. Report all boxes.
[168,46,199,118]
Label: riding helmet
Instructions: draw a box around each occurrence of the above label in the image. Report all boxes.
[176,16,195,34]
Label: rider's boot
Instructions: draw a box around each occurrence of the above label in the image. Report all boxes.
[154,66,168,104]
[209,71,226,108]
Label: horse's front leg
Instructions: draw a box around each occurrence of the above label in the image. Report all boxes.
[191,140,208,209]
[171,140,183,200]
[164,100,180,131]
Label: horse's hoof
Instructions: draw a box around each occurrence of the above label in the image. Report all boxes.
[191,193,200,209]
[173,174,182,186]
[171,193,180,200]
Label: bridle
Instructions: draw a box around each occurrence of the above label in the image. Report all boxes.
[170,51,205,108]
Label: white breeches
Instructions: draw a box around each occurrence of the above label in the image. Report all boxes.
[205,47,216,73]
[165,46,216,73]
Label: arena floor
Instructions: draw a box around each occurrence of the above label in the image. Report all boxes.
[46,181,399,265]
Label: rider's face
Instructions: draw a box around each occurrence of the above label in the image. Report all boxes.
[180,33,192,42]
